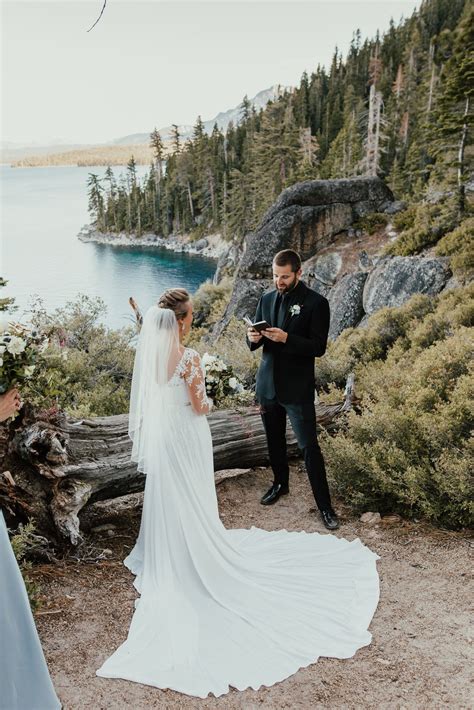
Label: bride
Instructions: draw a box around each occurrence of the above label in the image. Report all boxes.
[96,288,380,698]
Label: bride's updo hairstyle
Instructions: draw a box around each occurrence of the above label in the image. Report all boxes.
[157,288,190,320]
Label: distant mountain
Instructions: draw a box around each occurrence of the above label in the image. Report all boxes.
[1,85,291,165]
[110,85,291,145]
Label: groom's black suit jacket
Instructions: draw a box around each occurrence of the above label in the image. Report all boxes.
[247,280,330,404]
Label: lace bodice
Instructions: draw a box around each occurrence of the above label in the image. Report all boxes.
[169,348,212,415]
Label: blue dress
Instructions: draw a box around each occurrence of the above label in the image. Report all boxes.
[0,510,61,710]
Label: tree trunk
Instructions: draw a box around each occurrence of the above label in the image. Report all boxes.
[1,377,354,545]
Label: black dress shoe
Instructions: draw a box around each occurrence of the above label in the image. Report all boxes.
[260,484,289,505]
[320,508,340,530]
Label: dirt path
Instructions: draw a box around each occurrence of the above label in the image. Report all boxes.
[33,466,472,709]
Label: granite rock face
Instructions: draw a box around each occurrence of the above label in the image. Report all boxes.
[328,272,368,340]
[214,177,394,335]
[363,256,452,315]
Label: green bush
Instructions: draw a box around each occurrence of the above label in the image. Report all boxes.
[318,285,474,529]
[354,212,389,234]
[436,217,474,281]
[26,295,135,417]
[191,277,233,327]
[386,199,459,256]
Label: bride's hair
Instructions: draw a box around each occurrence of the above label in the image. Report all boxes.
[157,288,190,320]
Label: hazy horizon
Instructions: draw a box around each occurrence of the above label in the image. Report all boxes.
[2,1,421,146]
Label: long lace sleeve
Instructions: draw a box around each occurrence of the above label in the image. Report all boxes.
[182,350,213,415]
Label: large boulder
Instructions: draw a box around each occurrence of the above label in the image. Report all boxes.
[328,272,368,340]
[301,251,343,296]
[215,177,394,335]
[363,256,452,315]
[212,278,269,339]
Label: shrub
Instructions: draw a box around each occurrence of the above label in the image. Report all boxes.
[318,285,473,529]
[436,217,474,281]
[386,199,459,256]
[191,277,233,328]
[354,213,389,234]
[25,295,135,417]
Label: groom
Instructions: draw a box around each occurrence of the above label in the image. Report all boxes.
[246,249,339,530]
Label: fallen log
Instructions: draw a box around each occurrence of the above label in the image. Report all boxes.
[2,376,355,545]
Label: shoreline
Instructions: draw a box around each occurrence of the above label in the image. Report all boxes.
[78,226,228,260]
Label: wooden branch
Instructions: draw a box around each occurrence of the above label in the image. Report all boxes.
[87,0,107,33]
[5,377,354,545]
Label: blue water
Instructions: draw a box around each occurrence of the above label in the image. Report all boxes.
[0,165,216,329]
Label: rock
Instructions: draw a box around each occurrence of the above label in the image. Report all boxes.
[358,250,373,270]
[215,177,394,334]
[192,238,208,251]
[91,523,117,533]
[328,272,368,340]
[382,200,407,215]
[239,203,353,279]
[302,251,342,294]
[363,256,451,315]
[212,278,270,339]
[214,242,243,284]
[360,511,381,524]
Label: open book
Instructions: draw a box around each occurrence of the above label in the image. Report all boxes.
[243,315,271,333]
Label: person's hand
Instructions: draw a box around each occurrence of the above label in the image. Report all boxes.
[0,388,22,422]
[262,327,288,343]
[247,327,263,344]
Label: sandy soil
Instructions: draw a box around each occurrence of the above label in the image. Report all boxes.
[32,466,472,709]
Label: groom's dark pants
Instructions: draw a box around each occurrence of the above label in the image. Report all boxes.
[260,398,332,511]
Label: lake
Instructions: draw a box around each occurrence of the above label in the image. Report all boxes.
[0,165,217,329]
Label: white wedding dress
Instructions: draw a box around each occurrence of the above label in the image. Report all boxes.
[96,307,379,698]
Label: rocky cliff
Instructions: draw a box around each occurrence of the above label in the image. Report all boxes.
[212,177,452,339]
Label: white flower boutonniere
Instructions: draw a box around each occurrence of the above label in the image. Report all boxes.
[289,304,302,317]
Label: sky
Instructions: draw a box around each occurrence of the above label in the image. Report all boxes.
[1,0,421,146]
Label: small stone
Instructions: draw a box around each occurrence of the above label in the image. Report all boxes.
[376,658,390,666]
[102,548,113,556]
[91,523,117,533]
[360,512,382,524]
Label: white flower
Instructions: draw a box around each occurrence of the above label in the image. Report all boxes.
[206,375,216,383]
[0,357,3,368]
[228,377,238,390]
[6,336,26,355]
[24,365,35,377]
[0,345,5,355]
[202,353,216,369]
[62,350,68,361]
[290,304,302,316]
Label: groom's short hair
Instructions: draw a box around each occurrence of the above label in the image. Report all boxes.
[273,249,301,273]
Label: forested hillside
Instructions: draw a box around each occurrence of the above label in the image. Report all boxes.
[87,0,472,240]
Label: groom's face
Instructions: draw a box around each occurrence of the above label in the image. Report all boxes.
[273,263,301,294]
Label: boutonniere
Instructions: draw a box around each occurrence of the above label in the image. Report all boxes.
[289,304,302,317]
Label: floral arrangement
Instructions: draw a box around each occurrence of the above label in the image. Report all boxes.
[0,317,47,395]
[201,352,246,405]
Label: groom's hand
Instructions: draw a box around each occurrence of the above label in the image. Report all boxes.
[247,327,263,343]
[262,327,288,343]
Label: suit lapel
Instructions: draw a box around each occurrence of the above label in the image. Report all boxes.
[281,281,307,332]
[270,290,279,327]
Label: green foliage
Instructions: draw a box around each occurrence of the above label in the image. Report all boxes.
[87,1,470,242]
[9,522,42,610]
[436,217,474,280]
[25,295,135,417]
[386,199,460,255]
[354,213,389,234]
[318,285,473,528]
[191,277,233,328]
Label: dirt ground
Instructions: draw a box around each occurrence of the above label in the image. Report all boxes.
[32,466,472,710]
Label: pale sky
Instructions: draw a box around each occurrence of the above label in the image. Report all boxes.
[1,0,421,145]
